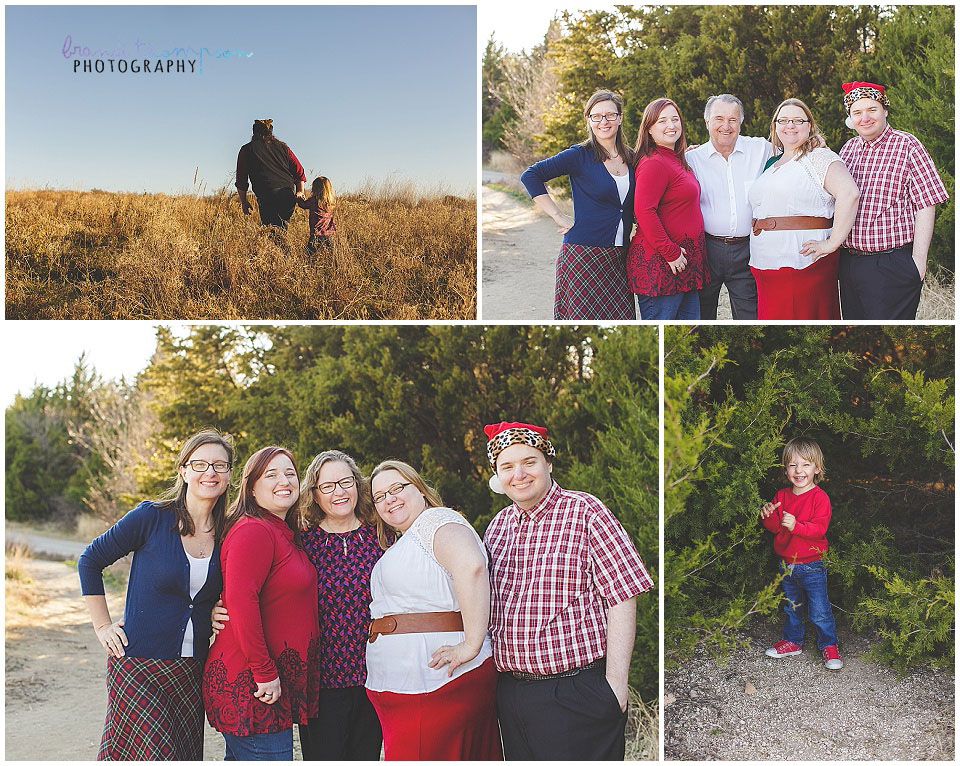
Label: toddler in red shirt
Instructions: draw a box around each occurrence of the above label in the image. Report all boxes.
[296,176,337,256]
[760,437,842,670]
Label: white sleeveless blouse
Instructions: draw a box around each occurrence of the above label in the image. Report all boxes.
[747,147,843,271]
[365,507,493,694]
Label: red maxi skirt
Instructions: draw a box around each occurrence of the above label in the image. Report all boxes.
[98,656,204,760]
[751,251,841,320]
[366,657,503,760]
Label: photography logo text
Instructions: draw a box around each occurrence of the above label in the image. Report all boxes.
[63,35,253,74]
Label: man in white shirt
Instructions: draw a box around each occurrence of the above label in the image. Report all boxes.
[687,94,772,319]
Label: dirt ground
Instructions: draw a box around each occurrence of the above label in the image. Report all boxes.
[664,625,955,761]
[5,555,226,761]
[480,172,734,321]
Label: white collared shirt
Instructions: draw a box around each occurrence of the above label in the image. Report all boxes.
[687,134,773,237]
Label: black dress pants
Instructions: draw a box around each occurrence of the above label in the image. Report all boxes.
[298,686,383,761]
[698,237,757,320]
[256,187,297,229]
[838,244,922,320]
[496,667,627,760]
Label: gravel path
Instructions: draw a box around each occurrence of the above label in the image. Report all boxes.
[664,628,954,761]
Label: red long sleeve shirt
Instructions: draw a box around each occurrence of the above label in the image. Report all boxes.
[202,513,320,736]
[761,485,831,564]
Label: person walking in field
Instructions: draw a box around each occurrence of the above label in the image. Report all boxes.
[296,176,337,255]
[482,421,653,760]
[760,437,843,670]
[236,119,307,229]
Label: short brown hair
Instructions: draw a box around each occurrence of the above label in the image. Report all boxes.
[782,437,825,482]
[769,98,827,161]
[369,459,443,550]
[299,450,377,528]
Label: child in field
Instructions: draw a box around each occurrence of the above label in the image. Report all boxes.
[760,437,842,669]
[296,176,336,255]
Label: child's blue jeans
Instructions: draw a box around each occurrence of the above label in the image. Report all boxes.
[779,560,838,650]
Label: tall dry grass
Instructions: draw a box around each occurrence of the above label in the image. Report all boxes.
[624,689,659,760]
[6,182,476,319]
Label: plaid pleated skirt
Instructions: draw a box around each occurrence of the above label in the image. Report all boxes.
[98,656,204,761]
[555,244,636,320]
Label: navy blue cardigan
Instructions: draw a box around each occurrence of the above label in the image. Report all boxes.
[78,501,222,664]
[520,143,636,247]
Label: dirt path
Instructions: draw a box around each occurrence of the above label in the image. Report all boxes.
[480,179,559,321]
[480,172,734,320]
[5,555,226,760]
[664,627,954,760]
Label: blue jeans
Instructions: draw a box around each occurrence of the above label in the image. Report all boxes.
[780,560,838,650]
[223,729,293,761]
[636,290,700,320]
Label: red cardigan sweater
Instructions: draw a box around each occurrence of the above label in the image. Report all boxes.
[627,146,708,297]
[202,513,320,736]
[761,485,831,564]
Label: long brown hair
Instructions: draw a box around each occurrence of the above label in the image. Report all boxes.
[156,428,234,540]
[768,98,828,161]
[580,90,635,167]
[369,459,443,550]
[633,97,691,172]
[299,450,377,528]
[226,446,303,547]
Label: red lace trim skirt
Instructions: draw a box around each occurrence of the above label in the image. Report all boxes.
[366,657,503,760]
[98,656,204,761]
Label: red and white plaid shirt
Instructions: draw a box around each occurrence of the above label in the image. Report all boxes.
[484,481,652,675]
[840,124,948,251]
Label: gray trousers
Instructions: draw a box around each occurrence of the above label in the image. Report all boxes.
[698,237,757,320]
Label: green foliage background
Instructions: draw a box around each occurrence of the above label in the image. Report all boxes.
[5,325,660,701]
[664,326,954,672]
[483,5,955,272]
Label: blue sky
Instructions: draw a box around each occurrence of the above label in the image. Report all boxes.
[5,5,477,195]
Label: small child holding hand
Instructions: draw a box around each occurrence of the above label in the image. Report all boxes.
[760,437,842,669]
[297,176,337,255]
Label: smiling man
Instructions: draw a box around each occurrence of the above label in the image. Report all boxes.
[686,94,773,320]
[838,81,949,320]
[481,421,652,760]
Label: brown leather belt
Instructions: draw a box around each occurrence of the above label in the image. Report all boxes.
[705,233,749,244]
[752,216,833,235]
[368,611,463,643]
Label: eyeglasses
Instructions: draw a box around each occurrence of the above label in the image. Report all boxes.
[588,113,620,123]
[313,476,357,494]
[184,460,232,473]
[775,118,810,126]
[372,482,412,505]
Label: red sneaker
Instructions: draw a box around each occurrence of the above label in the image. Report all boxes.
[765,640,802,658]
[822,645,843,669]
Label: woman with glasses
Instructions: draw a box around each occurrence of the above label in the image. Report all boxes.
[202,446,320,761]
[364,460,502,760]
[747,98,859,319]
[78,429,234,760]
[520,89,636,320]
[297,451,387,760]
[628,97,709,320]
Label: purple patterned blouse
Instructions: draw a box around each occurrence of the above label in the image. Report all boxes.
[301,523,384,688]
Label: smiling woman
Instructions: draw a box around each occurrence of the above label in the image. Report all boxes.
[201,446,320,761]
[77,429,234,760]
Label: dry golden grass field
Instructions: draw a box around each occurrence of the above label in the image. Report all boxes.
[6,184,477,319]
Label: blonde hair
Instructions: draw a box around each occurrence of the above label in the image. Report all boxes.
[310,176,335,212]
[782,437,825,483]
[369,459,443,550]
[769,98,827,161]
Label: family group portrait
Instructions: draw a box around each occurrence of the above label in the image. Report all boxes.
[663,325,954,760]
[481,5,954,322]
[4,324,660,761]
[5,5,478,321]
